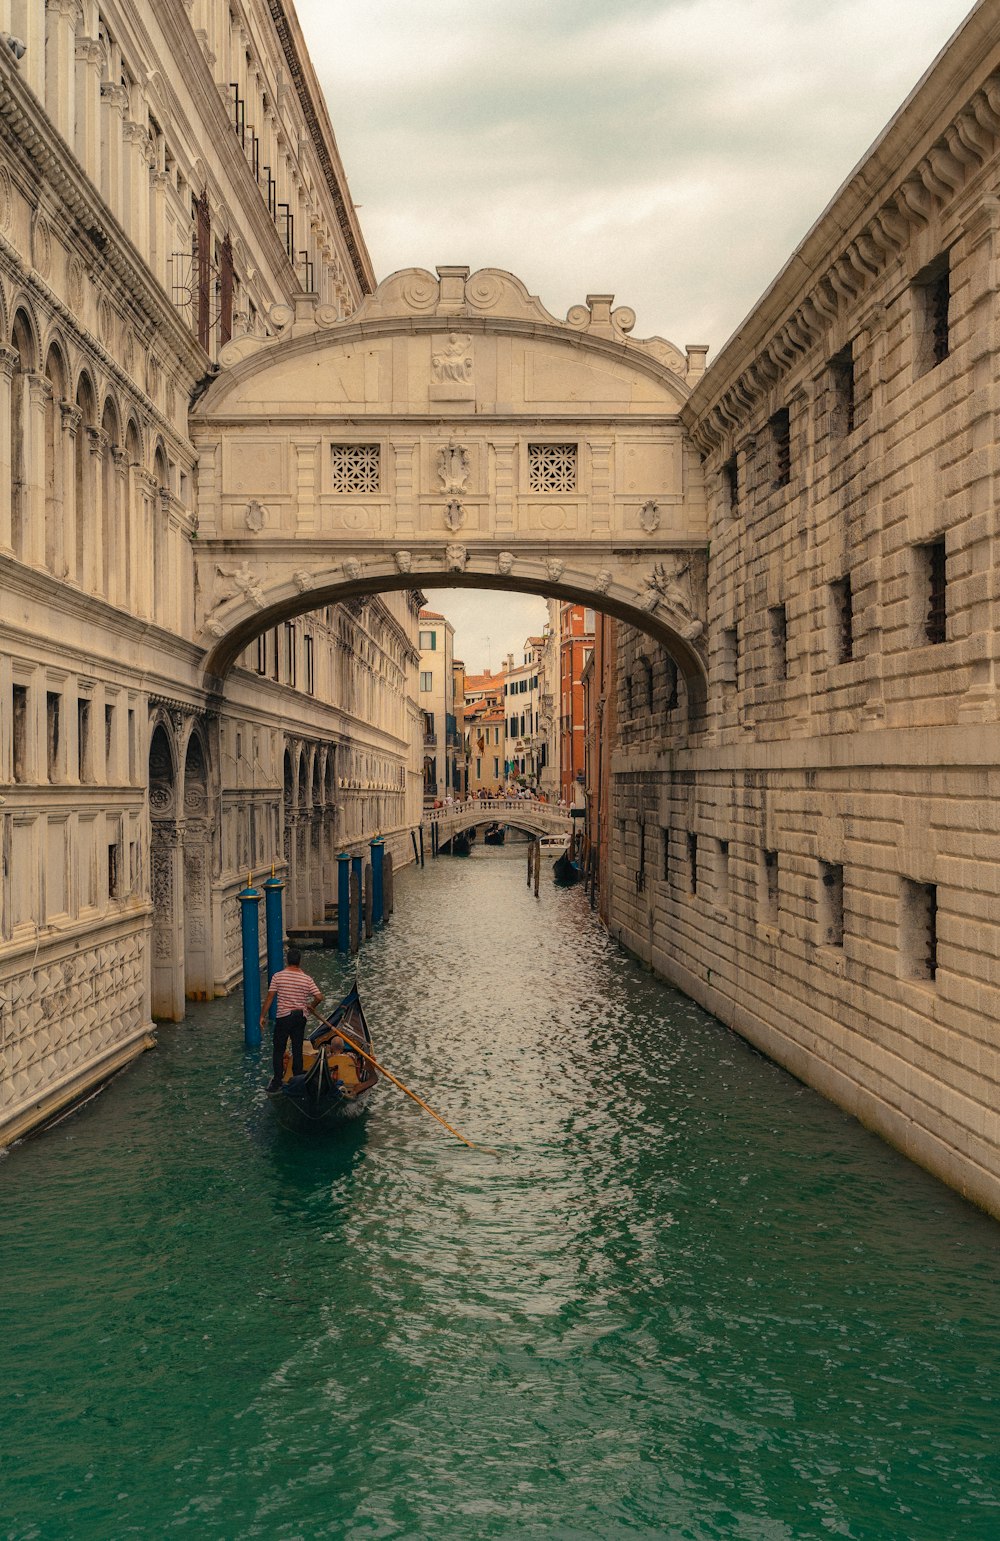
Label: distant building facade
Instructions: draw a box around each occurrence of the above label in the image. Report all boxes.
[557,603,595,804]
[418,609,456,799]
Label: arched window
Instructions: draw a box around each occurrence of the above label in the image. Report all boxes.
[10,310,35,561]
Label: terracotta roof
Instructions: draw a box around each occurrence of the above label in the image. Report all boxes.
[419,610,445,621]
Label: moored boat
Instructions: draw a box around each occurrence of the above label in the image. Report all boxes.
[266,981,378,1129]
[538,832,570,859]
[451,830,471,856]
[553,849,583,886]
[483,823,505,845]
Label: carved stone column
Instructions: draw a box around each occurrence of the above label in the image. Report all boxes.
[45,0,79,142]
[0,346,18,554]
[122,119,150,249]
[99,82,128,221]
[133,467,159,620]
[150,167,170,289]
[85,425,107,597]
[110,443,129,609]
[59,400,81,585]
[25,374,51,569]
[74,38,103,183]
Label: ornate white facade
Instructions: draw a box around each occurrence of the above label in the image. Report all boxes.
[0,1,422,1144]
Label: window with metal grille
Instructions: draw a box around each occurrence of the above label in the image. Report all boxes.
[687,831,698,895]
[664,657,679,712]
[528,443,577,492]
[762,848,778,925]
[661,827,670,882]
[902,879,938,981]
[770,408,791,488]
[830,576,853,663]
[717,839,730,905]
[831,343,856,437]
[921,539,947,644]
[722,453,738,514]
[913,253,950,375]
[820,861,844,947]
[330,444,380,493]
[769,604,788,681]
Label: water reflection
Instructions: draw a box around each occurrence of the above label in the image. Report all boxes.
[1,844,999,1539]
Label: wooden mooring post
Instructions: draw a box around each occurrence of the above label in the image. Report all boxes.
[364,862,373,940]
[534,839,540,897]
[385,851,394,917]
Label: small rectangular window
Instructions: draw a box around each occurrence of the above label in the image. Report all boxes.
[831,344,856,438]
[108,842,120,901]
[913,253,950,376]
[528,443,577,492]
[419,631,437,651]
[419,671,433,692]
[12,684,27,783]
[770,408,791,488]
[902,879,937,981]
[830,576,854,664]
[330,443,380,493]
[661,827,670,883]
[46,691,61,783]
[304,635,315,695]
[104,704,114,777]
[687,831,698,895]
[820,861,844,947]
[769,605,788,681]
[77,698,91,783]
[762,848,779,926]
[636,821,646,894]
[920,539,947,644]
[284,622,296,687]
[717,839,730,905]
[270,628,279,681]
[256,634,268,675]
[127,707,136,784]
[722,452,738,514]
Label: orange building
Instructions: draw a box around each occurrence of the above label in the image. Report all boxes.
[582,613,617,915]
[557,602,595,805]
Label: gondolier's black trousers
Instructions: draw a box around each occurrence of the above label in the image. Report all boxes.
[273,1010,306,1082]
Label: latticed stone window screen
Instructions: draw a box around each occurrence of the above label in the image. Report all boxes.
[528,443,577,493]
[330,443,380,493]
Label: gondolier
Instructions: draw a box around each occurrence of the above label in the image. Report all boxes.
[260,948,323,1092]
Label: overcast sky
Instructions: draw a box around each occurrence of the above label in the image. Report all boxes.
[297,0,974,670]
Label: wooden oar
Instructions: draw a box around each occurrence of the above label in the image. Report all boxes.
[309,1007,498,1157]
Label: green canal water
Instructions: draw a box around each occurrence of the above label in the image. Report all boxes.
[2,845,999,1540]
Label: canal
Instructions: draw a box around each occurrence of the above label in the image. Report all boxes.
[2,843,999,1539]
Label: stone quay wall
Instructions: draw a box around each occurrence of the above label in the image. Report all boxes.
[602,3,1000,1218]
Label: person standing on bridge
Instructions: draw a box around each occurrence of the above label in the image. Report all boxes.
[260,947,323,1091]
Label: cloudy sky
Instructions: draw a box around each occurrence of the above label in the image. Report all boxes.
[297,0,973,668]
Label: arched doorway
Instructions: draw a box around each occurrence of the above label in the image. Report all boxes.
[148,721,183,1020]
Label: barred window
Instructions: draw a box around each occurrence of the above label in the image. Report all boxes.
[330,443,380,493]
[528,443,577,492]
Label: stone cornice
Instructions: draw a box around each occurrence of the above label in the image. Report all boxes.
[264,0,374,295]
[682,2,1000,458]
[0,56,206,385]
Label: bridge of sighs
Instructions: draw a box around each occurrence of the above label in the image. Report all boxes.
[191,265,711,710]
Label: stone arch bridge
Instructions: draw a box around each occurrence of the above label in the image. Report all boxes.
[192,265,710,710]
[427,798,572,845]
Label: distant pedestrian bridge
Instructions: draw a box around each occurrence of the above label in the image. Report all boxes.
[427,799,572,843]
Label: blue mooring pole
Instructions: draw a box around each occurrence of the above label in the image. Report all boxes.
[238,879,262,1048]
[371,836,385,927]
[351,854,363,942]
[337,852,351,954]
[263,873,284,1020]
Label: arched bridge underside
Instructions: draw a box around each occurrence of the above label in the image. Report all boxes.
[192,266,710,710]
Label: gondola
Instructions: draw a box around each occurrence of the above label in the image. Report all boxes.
[266,981,378,1130]
[450,830,471,856]
[553,849,583,886]
[483,822,506,845]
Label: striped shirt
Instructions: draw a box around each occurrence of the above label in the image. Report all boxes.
[268,967,319,1018]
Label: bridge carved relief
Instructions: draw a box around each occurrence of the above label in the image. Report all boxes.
[192,265,711,709]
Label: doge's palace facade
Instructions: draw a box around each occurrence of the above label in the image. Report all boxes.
[0,0,423,1143]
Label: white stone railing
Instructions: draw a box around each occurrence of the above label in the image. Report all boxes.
[425,797,572,839]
